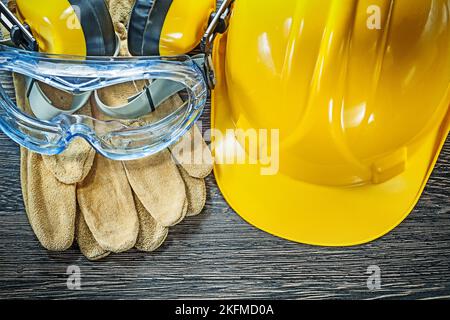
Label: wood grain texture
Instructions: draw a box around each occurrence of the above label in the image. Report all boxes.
[0,78,449,300]
[0,2,449,299]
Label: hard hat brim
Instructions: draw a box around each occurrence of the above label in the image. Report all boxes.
[211,37,450,247]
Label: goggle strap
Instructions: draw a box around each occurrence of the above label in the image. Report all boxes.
[25,55,203,121]
[93,78,186,120]
[25,77,90,121]
[91,56,206,120]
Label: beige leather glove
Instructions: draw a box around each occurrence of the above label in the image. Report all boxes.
[14,74,212,260]
[11,0,213,260]
[75,0,213,257]
[77,93,212,256]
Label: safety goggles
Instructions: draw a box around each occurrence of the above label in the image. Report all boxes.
[0,45,208,160]
[0,0,233,160]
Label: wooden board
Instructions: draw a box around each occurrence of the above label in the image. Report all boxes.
[0,2,449,299]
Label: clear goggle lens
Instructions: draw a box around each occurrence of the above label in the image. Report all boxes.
[0,45,207,160]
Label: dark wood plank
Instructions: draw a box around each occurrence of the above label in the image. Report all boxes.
[0,0,449,300]
[0,92,449,299]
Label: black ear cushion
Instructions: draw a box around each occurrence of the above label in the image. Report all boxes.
[68,0,117,56]
[128,0,174,56]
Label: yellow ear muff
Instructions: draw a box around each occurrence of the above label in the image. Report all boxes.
[128,0,215,56]
[15,0,116,56]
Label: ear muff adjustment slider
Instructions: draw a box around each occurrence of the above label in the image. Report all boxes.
[0,2,37,51]
[201,0,234,89]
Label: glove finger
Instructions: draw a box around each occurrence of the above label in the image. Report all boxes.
[134,195,169,252]
[39,84,95,185]
[76,209,110,261]
[77,153,139,253]
[178,166,207,217]
[94,74,187,227]
[16,76,30,212]
[24,151,76,251]
[16,72,75,251]
[42,138,95,185]
[13,74,95,185]
[20,147,29,215]
[170,125,213,179]
[123,150,188,227]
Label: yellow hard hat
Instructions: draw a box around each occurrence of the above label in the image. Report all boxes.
[212,0,450,246]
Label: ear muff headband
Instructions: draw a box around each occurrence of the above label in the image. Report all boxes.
[68,0,117,56]
[128,0,165,56]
